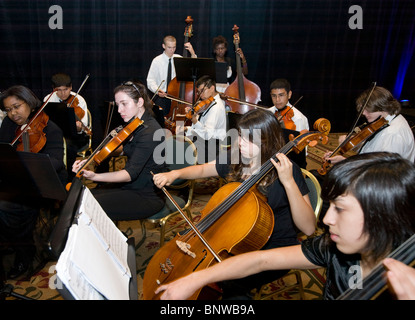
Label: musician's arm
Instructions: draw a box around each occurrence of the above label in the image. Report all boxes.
[156,245,319,300]
[271,154,316,236]
[153,161,218,188]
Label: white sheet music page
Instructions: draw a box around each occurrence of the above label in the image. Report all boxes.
[56,187,132,300]
[77,187,131,277]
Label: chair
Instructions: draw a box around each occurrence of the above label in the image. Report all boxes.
[144,135,198,247]
[253,168,322,300]
[77,109,92,158]
[63,137,67,169]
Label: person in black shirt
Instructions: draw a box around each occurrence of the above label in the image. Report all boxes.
[154,152,415,300]
[0,85,67,279]
[153,108,315,298]
[72,81,166,220]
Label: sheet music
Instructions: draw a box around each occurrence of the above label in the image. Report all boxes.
[77,188,130,276]
[56,187,132,300]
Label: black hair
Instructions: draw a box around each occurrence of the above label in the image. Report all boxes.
[321,152,415,262]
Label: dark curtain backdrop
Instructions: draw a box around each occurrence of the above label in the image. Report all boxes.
[1,0,414,146]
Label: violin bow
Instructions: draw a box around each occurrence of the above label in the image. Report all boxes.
[67,73,90,109]
[150,171,222,263]
[330,82,377,157]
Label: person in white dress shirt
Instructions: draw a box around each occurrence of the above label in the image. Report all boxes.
[146,35,196,119]
[267,78,309,132]
[44,73,90,181]
[181,75,227,163]
[325,86,415,164]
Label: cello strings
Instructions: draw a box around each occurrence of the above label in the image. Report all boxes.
[338,233,415,300]
[186,141,296,236]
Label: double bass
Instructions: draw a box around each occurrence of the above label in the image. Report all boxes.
[143,119,330,300]
[165,16,195,131]
[224,25,261,114]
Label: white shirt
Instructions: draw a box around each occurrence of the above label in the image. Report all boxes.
[267,103,309,132]
[146,52,182,94]
[360,114,415,162]
[186,93,227,141]
[43,91,89,127]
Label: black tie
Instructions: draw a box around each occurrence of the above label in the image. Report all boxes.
[166,58,172,92]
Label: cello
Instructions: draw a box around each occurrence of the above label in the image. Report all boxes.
[224,25,261,114]
[165,16,195,132]
[143,119,330,300]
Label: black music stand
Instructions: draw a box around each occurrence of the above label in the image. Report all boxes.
[0,143,67,300]
[0,144,66,201]
[48,178,138,300]
[43,102,78,138]
[215,62,228,84]
[174,57,216,104]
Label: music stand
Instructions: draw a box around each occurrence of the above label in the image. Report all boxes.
[43,102,78,138]
[0,143,67,300]
[0,144,66,201]
[174,57,216,104]
[215,62,228,84]
[48,178,138,300]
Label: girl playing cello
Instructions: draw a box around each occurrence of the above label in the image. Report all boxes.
[153,108,315,299]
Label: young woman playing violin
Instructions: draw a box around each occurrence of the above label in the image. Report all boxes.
[155,152,415,300]
[153,108,316,299]
[0,85,67,279]
[268,78,309,132]
[72,81,167,221]
[180,75,227,164]
[325,86,415,164]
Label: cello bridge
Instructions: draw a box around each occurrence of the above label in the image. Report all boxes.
[176,240,196,258]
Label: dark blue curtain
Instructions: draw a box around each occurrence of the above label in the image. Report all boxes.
[1,0,414,145]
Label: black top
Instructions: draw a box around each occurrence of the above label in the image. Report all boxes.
[215,150,309,249]
[301,234,393,300]
[121,110,167,194]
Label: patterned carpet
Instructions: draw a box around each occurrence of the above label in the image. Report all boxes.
[2,135,343,300]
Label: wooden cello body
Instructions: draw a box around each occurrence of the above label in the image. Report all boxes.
[165,16,195,131]
[224,25,261,114]
[143,182,274,300]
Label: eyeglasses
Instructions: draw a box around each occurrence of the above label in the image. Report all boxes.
[122,81,141,94]
[4,102,26,114]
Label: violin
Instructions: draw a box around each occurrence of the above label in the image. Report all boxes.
[143,118,330,300]
[66,117,144,191]
[11,89,56,153]
[185,96,215,120]
[66,94,85,120]
[66,94,92,136]
[276,106,295,130]
[318,116,389,175]
[15,111,49,153]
